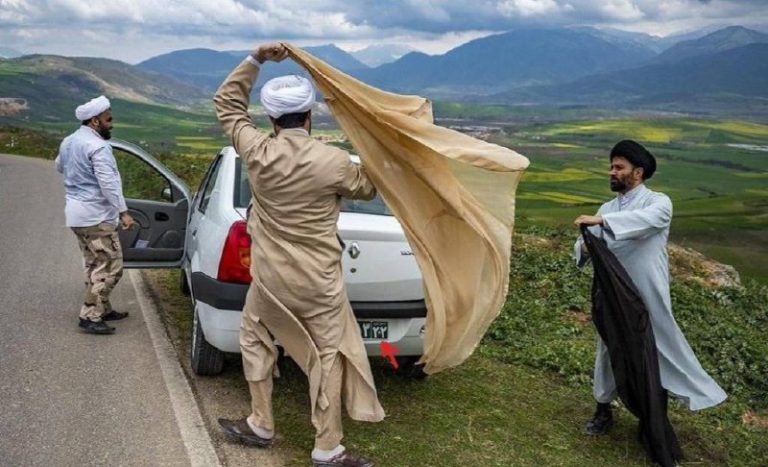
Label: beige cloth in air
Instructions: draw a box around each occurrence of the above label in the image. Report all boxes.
[214,59,386,437]
[285,44,530,374]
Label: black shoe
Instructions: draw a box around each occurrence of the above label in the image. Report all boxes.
[79,319,115,335]
[218,418,273,448]
[586,403,613,435]
[103,310,129,321]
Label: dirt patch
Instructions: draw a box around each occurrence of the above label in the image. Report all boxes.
[742,410,768,430]
[515,233,559,250]
[668,244,741,288]
[0,98,28,117]
[563,305,591,326]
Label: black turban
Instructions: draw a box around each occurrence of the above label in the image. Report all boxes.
[610,139,656,180]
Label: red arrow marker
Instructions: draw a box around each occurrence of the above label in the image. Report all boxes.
[380,341,400,369]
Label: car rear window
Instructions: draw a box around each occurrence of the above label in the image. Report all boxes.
[235,158,250,208]
[235,158,392,216]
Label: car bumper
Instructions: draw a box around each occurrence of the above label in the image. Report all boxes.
[192,272,427,318]
[191,272,426,356]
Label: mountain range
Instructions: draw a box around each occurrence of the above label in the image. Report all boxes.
[2,25,767,122]
[138,45,368,91]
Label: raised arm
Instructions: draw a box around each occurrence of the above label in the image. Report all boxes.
[213,43,288,156]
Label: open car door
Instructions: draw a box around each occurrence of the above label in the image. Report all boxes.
[110,139,191,268]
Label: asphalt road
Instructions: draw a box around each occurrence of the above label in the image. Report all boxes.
[0,154,215,466]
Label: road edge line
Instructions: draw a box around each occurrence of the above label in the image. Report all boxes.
[128,269,222,467]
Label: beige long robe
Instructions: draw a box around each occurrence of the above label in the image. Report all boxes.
[214,59,385,424]
[286,45,530,374]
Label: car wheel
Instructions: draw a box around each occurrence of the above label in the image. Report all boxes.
[191,307,224,376]
[396,356,428,380]
[179,269,191,296]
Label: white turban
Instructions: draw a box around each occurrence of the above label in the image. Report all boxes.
[260,75,315,119]
[75,95,111,121]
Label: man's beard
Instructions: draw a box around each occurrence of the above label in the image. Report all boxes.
[97,126,112,140]
[610,176,627,192]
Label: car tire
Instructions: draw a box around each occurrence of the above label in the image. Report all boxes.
[191,307,224,376]
[179,269,191,296]
[396,356,428,380]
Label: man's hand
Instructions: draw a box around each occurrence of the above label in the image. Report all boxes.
[253,43,289,64]
[120,212,136,231]
[574,215,603,227]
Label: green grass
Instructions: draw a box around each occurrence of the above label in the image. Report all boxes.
[145,228,768,467]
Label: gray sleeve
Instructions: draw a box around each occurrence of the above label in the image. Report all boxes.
[602,195,672,241]
[91,146,128,212]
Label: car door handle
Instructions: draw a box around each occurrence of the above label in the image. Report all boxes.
[155,212,169,221]
[348,242,360,259]
[192,229,197,238]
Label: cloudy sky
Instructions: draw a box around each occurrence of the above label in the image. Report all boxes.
[1,0,766,63]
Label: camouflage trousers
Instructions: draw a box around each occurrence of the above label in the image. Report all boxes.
[71,222,124,322]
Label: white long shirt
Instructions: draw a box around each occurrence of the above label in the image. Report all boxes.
[574,184,727,410]
[55,126,128,227]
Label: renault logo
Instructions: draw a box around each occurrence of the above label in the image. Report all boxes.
[348,242,361,259]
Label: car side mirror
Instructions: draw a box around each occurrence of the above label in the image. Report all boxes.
[161,187,173,202]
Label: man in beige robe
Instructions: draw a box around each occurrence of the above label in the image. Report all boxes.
[214,43,384,467]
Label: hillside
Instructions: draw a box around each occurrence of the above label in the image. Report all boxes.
[654,26,768,63]
[0,55,208,122]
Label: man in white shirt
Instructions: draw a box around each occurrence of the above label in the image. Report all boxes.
[55,95,136,335]
[573,139,726,435]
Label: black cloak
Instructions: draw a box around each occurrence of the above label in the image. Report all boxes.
[581,226,683,467]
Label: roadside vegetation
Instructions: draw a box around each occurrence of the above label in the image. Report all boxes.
[143,225,768,466]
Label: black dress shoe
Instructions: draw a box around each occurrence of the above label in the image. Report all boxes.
[218,418,273,447]
[586,403,613,435]
[78,319,115,335]
[103,310,129,321]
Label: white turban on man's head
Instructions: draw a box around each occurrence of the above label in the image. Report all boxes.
[260,75,315,119]
[75,95,111,121]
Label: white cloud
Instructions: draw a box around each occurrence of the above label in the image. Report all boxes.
[497,0,561,18]
[0,0,765,62]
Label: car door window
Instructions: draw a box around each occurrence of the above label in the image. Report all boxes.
[198,156,223,214]
[114,148,172,202]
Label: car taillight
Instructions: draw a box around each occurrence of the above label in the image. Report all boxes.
[217,221,252,284]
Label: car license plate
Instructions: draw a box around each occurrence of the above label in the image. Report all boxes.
[358,321,388,340]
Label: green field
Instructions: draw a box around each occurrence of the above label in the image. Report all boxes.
[3,106,767,282]
[490,118,768,283]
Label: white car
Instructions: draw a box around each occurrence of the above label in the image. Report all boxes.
[114,140,427,378]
